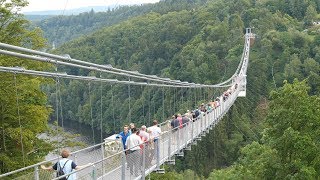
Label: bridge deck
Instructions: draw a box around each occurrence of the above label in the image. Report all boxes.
[75,87,239,180]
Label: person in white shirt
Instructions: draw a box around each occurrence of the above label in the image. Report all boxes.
[148,120,161,141]
[148,120,161,167]
[125,128,143,176]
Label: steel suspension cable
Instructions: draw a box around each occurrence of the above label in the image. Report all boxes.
[174,87,176,113]
[197,87,199,103]
[0,66,235,88]
[141,85,145,125]
[98,71,106,180]
[58,78,64,128]
[162,86,165,121]
[198,87,201,104]
[0,46,194,87]
[1,103,6,152]
[236,81,268,129]
[152,87,155,118]
[230,114,258,142]
[100,72,103,142]
[55,72,61,155]
[128,77,131,123]
[14,73,26,167]
[89,81,95,144]
[180,87,183,109]
[234,104,261,141]
[199,87,202,103]
[169,87,172,116]
[206,87,208,102]
[0,32,253,88]
[111,85,116,133]
[200,87,203,102]
[213,116,216,167]
[207,87,210,102]
[0,44,242,88]
[148,81,151,127]
[188,87,192,110]
[194,87,197,109]
[55,76,61,161]
[202,87,205,102]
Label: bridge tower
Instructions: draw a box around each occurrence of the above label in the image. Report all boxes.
[238,28,255,97]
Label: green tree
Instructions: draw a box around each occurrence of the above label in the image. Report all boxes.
[263,80,320,178]
[284,54,303,82]
[0,0,52,173]
[210,80,320,179]
[209,142,280,179]
[303,57,320,77]
[304,5,317,27]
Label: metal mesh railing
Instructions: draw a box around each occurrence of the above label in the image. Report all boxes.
[0,83,241,180]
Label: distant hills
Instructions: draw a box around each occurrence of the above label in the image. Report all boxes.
[23,2,161,21]
[23,0,162,16]
[23,5,119,16]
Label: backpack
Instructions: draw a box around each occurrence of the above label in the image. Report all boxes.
[195,110,200,117]
[57,160,69,180]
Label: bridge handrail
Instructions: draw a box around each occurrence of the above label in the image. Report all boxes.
[0,111,188,178]
[0,81,236,177]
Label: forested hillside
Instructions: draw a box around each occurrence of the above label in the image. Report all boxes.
[1,0,320,178]
[32,0,208,47]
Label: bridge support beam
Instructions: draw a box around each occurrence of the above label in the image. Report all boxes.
[34,166,39,180]
[175,151,184,157]
[91,165,97,180]
[154,140,165,174]
[184,145,191,151]
[192,140,197,145]
[121,152,126,180]
[165,159,175,165]
[154,169,165,174]
[142,144,146,180]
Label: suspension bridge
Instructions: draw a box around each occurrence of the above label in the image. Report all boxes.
[0,28,254,180]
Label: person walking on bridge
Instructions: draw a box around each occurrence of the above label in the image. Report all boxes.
[129,123,135,134]
[148,120,161,168]
[139,125,151,167]
[170,115,179,144]
[117,125,131,150]
[40,149,92,180]
[125,128,143,176]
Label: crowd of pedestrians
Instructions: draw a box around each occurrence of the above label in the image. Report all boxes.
[116,120,162,176]
[116,83,238,176]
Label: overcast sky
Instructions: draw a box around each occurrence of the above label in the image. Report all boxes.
[22,0,160,12]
